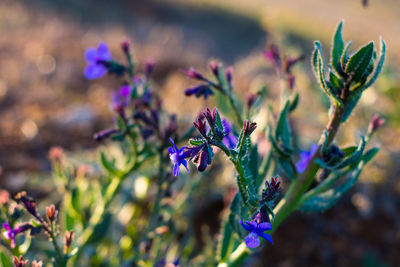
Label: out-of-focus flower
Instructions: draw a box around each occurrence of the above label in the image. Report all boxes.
[240,220,273,248]
[111,85,132,111]
[184,84,214,99]
[32,260,43,267]
[145,60,156,77]
[3,221,32,248]
[209,60,220,78]
[84,42,112,80]
[222,119,237,149]
[15,191,37,217]
[0,190,9,205]
[168,138,190,177]
[13,256,28,267]
[46,205,57,222]
[93,128,119,141]
[64,231,74,253]
[264,44,282,71]
[368,114,385,134]
[181,67,207,81]
[224,66,233,86]
[296,144,318,173]
[48,146,64,165]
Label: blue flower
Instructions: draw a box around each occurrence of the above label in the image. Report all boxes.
[222,119,237,149]
[240,220,273,248]
[168,138,189,177]
[296,143,318,173]
[84,42,112,80]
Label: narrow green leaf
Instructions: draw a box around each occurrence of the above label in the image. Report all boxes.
[331,21,345,76]
[218,222,234,261]
[345,42,374,82]
[312,41,343,105]
[0,252,13,267]
[100,151,123,177]
[363,38,386,89]
[336,135,366,169]
[289,92,300,112]
[341,90,362,122]
[341,41,353,70]
[275,101,291,149]
[329,71,344,93]
[189,138,205,146]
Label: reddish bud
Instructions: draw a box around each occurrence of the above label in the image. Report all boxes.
[46,205,57,222]
[13,256,28,267]
[368,114,385,134]
[64,231,74,253]
[209,60,220,78]
[243,120,257,137]
[121,39,131,55]
[224,66,233,85]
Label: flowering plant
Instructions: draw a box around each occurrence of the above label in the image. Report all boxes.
[0,20,386,267]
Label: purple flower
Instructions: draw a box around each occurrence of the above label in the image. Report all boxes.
[84,42,112,80]
[111,85,132,114]
[2,221,32,248]
[240,220,273,248]
[168,138,189,177]
[296,143,318,173]
[222,119,237,149]
[184,84,214,99]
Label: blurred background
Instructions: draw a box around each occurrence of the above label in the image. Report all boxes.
[1,0,399,266]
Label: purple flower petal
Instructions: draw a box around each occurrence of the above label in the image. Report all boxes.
[259,232,273,244]
[97,42,112,60]
[244,232,260,248]
[173,163,180,177]
[85,48,98,63]
[258,222,272,232]
[84,64,107,80]
[240,220,252,232]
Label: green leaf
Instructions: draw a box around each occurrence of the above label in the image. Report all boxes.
[335,136,366,169]
[189,138,205,146]
[249,144,259,182]
[329,71,344,93]
[363,38,386,89]
[341,41,353,70]
[87,212,113,244]
[345,42,374,83]
[360,147,379,164]
[0,251,13,267]
[215,108,224,134]
[100,151,124,177]
[341,90,362,122]
[289,92,300,112]
[312,41,342,105]
[275,101,291,149]
[217,222,234,261]
[268,127,292,158]
[331,21,345,76]
[341,146,357,157]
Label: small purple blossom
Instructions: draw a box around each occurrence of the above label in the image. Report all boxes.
[2,221,32,248]
[296,143,318,173]
[168,138,190,177]
[222,119,237,149]
[184,84,214,99]
[84,42,112,80]
[240,220,273,248]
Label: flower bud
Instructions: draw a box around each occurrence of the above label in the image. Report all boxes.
[224,66,233,85]
[46,205,57,222]
[48,146,64,165]
[209,60,220,78]
[93,128,119,141]
[15,191,37,217]
[64,231,74,253]
[181,67,207,81]
[13,256,28,267]
[243,120,257,137]
[368,114,385,134]
[121,39,131,55]
[145,60,155,77]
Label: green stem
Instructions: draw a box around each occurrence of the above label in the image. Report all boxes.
[219,103,346,267]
